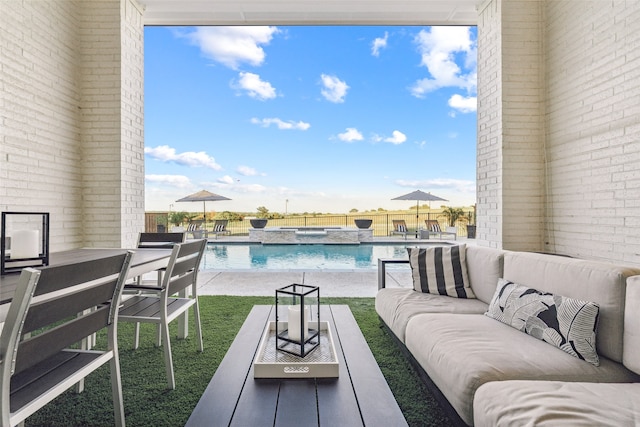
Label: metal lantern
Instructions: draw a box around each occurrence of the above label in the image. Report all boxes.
[1,212,50,275]
[275,284,320,358]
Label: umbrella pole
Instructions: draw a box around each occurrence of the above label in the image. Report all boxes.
[416,201,419,239]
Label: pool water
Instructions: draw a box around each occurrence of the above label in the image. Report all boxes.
[202,243,427,270]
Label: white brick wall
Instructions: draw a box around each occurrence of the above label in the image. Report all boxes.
[1,0,144,250]
[544,0,640,264]
[1,0,83,250]
[477,0,640,265]
[477,0,545,251]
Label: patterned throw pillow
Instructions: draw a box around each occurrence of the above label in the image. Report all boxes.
[407,245,475,298]
[397,224,407,232]
[485,279,600,366]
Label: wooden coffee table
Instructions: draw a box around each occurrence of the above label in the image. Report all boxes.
[186,304,407,427]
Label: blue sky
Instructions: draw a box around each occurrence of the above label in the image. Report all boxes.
[144,26,477,214]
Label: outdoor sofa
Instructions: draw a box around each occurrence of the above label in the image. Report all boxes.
[376,245,640,426]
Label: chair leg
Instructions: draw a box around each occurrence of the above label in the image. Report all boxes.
[193,300,204,352]
[110,353,126,427]
[133,323,140,349]
[161,321,176,389]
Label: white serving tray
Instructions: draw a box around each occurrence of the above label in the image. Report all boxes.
[253,321,339,379]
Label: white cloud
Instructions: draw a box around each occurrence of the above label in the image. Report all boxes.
[384,130,407,145]
[337,127,364,142]
[251,117,310,130]
[410,27,477,98]
[184,26,279,70]
[371,32,388,57]
[204,180,268,194]
[144,145,222,170]
[237,165,263,176]
[234,72,277,100]
[145,174,192,188]
[371,133,384,143]
[396,178,475,194]
[320,74,349,103]
[218,175,235,184]
[448,94,477,113]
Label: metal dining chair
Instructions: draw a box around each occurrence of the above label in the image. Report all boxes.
[131,232,185,287]
[0,252,133,427]
[118,239,206,389]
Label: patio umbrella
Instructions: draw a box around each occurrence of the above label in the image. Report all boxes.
[392,190,448,238]
[176,190,231,226]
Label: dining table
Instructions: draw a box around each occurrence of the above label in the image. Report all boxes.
[0,247,174,328]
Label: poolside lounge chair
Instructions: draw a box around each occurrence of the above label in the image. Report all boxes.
[211,219,230,239]
[425,220,457,240]
[390,220,409,239]
[186,220,207,239]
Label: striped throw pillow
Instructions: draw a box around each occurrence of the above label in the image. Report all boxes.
[214,224,225,232]
[430,222,442,232]
[407,245,475,298]
[397,224,407,232]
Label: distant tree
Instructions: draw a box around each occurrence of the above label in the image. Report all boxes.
[440,207,468,227]
[218,211,244,221]
[350,208,358,213]
[256,206,269,218]
[169,211,188,226]
[377,207,386,212]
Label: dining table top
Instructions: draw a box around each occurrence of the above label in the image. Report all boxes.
[0,247,172,306]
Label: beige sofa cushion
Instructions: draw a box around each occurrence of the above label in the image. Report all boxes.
[375,245,503,343]
[465,246,505,303]
[624,275,640,374]
[503,252,640,363]
[405,313,640,426]
[474,380,640,427]
[375,288,487,343]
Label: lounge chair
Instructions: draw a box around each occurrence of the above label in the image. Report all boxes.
[424,220,457,240]
[186,220,207,239]
[390,220,409,239]
[211,219,230,239]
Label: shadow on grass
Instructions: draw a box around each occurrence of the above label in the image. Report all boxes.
[24,296,452,427]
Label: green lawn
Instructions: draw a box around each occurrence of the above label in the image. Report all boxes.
[25,296,452,427]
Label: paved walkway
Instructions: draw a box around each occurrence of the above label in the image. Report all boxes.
[197,269,413,298]
[196,236,474,298]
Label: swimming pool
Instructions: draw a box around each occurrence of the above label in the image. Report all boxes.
[202,243,442,270]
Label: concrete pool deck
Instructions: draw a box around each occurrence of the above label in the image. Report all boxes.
[196,236,475,298]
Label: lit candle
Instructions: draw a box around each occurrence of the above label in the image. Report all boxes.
[288,305,309,342]
[10,230,39,259]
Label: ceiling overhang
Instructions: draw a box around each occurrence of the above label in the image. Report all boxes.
[139,0,479,26]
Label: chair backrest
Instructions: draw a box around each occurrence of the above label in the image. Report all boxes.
[425,220,442,232]
[392,220,407,232]
[186,221,203,232]
[0,252,133,377]
[163,239,207,297]
[1,252,132,426]
[213,220,228,232]
[137,232,185,249]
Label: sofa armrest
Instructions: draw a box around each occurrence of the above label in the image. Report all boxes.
[378,258,410,289]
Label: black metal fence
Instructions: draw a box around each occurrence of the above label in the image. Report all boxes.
[146,210,475,238]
